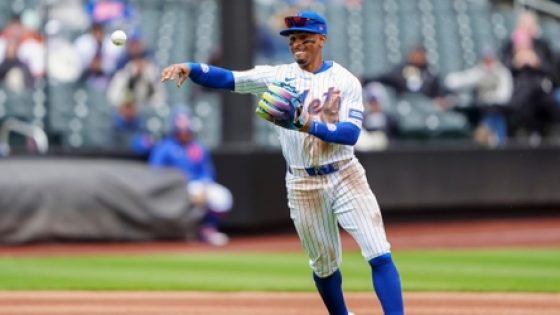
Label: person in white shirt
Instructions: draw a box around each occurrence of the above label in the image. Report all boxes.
[445,48,513,146]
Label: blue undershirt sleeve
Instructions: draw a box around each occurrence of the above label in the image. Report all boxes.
[308,121,361,145]
[148,143,170,167]
[187,63,235,90]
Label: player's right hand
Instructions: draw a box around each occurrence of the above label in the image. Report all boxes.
[160,63,190,88]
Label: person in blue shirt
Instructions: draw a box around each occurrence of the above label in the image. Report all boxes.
[149,108,232,246]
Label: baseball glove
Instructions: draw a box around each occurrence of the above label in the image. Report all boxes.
[256,82,308,130]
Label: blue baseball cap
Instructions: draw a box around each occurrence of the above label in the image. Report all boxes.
[171,107,193,133]
[280,11,328,37]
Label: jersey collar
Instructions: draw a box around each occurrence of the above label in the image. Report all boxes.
[314,60,333,74]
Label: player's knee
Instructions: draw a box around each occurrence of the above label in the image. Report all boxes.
[311,256,341,278]
[368,252,393,267]
[313,268,339,278]
[206,183,233,213]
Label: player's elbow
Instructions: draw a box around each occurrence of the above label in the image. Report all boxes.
[309,121,361,145]
[348,132,359,145]
[340,123,360,145]
[328,124,360,145]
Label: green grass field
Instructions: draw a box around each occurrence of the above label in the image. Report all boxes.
[1,249,559,292]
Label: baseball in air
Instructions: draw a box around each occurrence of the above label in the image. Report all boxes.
[111,30,127,46]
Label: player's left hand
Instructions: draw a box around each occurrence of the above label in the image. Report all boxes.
[160,63,190,88]
[256,82,310,131]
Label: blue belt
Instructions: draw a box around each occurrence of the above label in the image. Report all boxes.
[288,159,352,176]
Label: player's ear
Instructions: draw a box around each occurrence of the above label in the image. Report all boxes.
[318,35,327,47]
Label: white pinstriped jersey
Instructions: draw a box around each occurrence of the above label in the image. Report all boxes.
[235,62,391,276]
[233,62,364,168]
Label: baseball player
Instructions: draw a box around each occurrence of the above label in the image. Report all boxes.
[160,10,404,315]
[149,108,232,246]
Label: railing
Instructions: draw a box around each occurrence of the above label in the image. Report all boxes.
[0,118,49,156]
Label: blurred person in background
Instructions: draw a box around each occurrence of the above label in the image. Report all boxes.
[1,14,26,39]
[107,36,164,149]
[445,48,513,147]
[85,0,135,29]
[74,22,123,90]
[15,10,44,79]
[110,92,144,150]
[108,45,163,109]
[149,108,232,246]
[44,20,81,84]
[114,30,147,71]
[362,44,448,110]
[0,12,45,81]
[0,38,34,93]
[355,82,399,151]
[500,10,559,145]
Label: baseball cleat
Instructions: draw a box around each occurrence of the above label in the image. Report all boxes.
[199,227,230,247]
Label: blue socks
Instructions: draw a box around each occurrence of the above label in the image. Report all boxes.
[313,269,349,315]
[369,253,404,315]
[313,254,403,315]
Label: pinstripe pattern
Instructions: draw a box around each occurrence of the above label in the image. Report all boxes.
[235,62,390,277]
[234,62,363,168]
[287,159,390,277]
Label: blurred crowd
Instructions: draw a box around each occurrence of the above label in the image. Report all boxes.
[357,10,560,150]
[1,1,560,152]
[0,0,165,152]
[0,12,44,92]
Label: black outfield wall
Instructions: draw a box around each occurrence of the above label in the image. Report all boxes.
[1,146,558,238]
[214,146,560,229]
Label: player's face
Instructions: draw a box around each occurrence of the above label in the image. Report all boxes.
[176,129,192,143]
[288,32,326,71]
